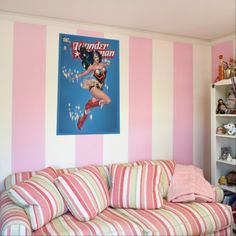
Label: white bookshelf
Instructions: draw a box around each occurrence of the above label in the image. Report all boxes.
[211,78,236,193]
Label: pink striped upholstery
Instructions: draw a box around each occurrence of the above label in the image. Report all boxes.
[4,167,58,190]
[4,165,110,191]
[1,189,233,236]
[135,159,176,197]
[116,201,233,235]
[4,163,225,206]
[1,161,233,236]
[7,167,67,230]
[0,191,31,236]
[55,166,109,221]
[56,167,80,175]
[110,164,163,209]
[57,165,111,190]
[33,208,143,236]
[4,170,36,190]
[214,226,232,236]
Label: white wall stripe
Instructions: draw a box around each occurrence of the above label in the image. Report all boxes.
[0,19,13,191]
[45,26,76,168]
[103,33,129,165]
[193,44,211,181]
[152,40,173,160]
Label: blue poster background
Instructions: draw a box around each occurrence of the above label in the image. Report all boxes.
[57,34,120,135]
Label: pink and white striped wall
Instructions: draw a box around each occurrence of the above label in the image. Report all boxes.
[0,14,234,191]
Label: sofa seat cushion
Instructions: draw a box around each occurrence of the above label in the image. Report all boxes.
[116,201,233,235]
[33,208,143,236]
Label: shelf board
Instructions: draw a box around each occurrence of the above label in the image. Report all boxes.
[216,134,236,139]
[216,159,236,166]
[216,114,236,117]
[220,184,236,193]
[213,78,234,86]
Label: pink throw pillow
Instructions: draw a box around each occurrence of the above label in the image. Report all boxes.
[8,167,67,230]
[55,166,109,221]
[109,164,163,209]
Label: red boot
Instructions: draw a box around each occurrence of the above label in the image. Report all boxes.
[85,99,100,110]
[77,112,87,129]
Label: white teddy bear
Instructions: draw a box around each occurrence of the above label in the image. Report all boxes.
[224,123,236,135]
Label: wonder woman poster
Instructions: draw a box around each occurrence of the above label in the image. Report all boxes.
[57,33,120,135]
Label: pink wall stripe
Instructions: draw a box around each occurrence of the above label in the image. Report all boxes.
[212,41,234,82]
[128,37,152,162]
[75,30,104,167]
[12,22,46,172]
[173,42,193,165]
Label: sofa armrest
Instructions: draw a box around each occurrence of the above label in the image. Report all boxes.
[0,191,32,236]
[212,185,224,203]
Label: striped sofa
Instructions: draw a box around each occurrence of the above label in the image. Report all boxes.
[0,160,233,236]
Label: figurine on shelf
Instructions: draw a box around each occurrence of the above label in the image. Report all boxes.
[215,55,225,82]
[220,146,232,160]
[224,122,236,135]
[215,55,236,82]
[226,153,233,162]
[224,58,236,79]
[216,98,227,114]
[226,171,236,185]
[218,175,227,185]
[220,151,228,160]
[216,126,226,135]
[226,87,236,110]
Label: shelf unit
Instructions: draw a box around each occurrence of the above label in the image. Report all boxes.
[211,78,236,193]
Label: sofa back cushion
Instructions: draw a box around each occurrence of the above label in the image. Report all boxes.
[4,165,110,191]
[135,160,175,197]
[109,164,163,209]
[4,171,36,191]
[7,167,67,230]
[55,166,109,222]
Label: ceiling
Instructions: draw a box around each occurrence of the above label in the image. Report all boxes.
[0,0,235,40]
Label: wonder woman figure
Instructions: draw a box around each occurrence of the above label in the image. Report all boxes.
[71,46,111,129]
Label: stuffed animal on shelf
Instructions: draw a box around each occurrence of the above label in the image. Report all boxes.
[224,123,236,135]
[218,175,227,185]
